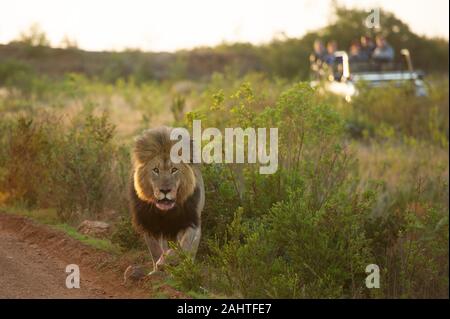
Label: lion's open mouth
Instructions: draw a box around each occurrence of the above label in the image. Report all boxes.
[155,198,176,211]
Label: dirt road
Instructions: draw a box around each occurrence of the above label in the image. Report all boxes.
[0,229,98,298]
[0,212,179,299]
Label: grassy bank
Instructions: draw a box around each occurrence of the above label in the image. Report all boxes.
[0,205,120,254]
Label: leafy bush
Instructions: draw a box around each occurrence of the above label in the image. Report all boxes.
[165,246,204,293]
[165,82,449,299]
[364,161,449,298]
[0,111,130,223]
[0,115,58,206]
[50,112,118,221]
[111,216,145,250]
[167,83,372,297]
[349,81,449,146]
[0,59,37,96]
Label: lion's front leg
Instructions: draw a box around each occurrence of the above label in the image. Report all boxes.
[144,233,163,274]
[155,227,201,270]
[178,226,201,259]
[154,238,175,270]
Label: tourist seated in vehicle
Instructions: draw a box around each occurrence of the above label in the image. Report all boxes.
[309,39,326,80]
[359,35,376,62]
[372,35,395,63]
[324,40,338,65]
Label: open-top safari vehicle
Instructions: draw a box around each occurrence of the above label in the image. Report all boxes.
[311,49,427,101]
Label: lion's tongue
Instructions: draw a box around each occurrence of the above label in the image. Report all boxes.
[156,201,175,211]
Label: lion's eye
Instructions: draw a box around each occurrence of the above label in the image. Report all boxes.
[152,168,159,175]
[171,167,178,174]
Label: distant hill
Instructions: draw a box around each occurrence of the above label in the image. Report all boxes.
[0,6,448,83]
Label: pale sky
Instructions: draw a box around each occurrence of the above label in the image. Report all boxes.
[0,0,448,52]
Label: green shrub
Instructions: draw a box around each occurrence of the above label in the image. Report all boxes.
[49,112,124,221]
[165,245,204,293]
[173,83,375,297]
[0,114,59,206]
[364,167,449,298]
[349,81,449,146]
[168,82,449,299]
[204,186,375,298]
[111,216,145,250]
[0,111,130,223]
[0,59,37,96]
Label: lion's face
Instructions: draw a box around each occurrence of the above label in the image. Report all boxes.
[133,127,196,212]
[147,156,181,210]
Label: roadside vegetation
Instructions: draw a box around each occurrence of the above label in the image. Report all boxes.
[0,6,448,298]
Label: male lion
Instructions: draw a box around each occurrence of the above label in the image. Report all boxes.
[129,127,204,274]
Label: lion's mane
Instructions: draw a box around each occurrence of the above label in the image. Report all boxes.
[129,127,202,239]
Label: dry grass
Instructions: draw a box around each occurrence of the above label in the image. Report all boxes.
[355,141,449,191]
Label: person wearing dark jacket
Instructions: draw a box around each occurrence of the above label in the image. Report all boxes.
[360,35,376,61]
[309,39,326,80]
[324,40,337,65]
[372,35,395,63]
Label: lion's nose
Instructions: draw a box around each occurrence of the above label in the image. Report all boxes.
[160,189,171,195]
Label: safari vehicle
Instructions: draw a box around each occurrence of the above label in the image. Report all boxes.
[311,49,427,101]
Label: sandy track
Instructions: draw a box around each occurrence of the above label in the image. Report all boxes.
[0,212,163,299]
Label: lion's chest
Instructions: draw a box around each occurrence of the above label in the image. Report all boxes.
[130,185,201,239]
